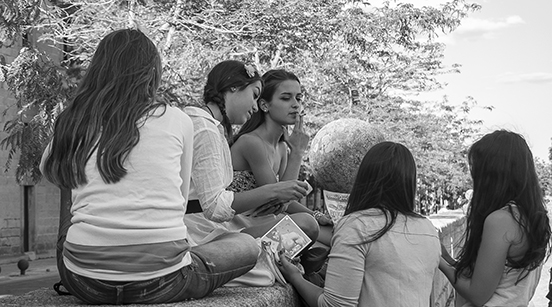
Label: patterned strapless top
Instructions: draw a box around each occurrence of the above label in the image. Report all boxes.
[228,170,257,193]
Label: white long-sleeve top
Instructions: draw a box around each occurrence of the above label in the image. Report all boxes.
[41,105,194,281]
[184,106,236,222]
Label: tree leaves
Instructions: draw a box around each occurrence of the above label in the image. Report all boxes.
[2,0,487,199]
[1,46,69,183]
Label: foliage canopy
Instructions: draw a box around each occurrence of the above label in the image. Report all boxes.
[1,0,498,203]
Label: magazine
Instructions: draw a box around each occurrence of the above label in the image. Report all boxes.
[323,190,349,224]
[260,215,312,260]
[258,215,311,285]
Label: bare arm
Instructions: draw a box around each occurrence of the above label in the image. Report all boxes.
[279,255,323,307]
[233,181,308,213]
[439,210,518,306]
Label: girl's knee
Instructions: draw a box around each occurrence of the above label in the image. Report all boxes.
[215,232,260,259]
[290,213,320,241]
[237,233,261,259]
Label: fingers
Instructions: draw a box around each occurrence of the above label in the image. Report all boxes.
[293,111,303,132]
[295,181,308,199]
[281,126,291,146]
[277,249,291,266]
[274,181,308,201]
[290,183,307,200]
[298,180,308,193]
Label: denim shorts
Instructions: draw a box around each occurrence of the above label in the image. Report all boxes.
[57,232,259,305]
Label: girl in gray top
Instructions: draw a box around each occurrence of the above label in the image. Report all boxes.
[278,142,441,307]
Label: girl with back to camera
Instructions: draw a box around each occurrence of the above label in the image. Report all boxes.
[278,142,442,307]
[41,29,259,304]
[183,61,318,248]
[439,130,551,307]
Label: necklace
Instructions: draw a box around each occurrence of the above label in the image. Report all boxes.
[204,105,215,119]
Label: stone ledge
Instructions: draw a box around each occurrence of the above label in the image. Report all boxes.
[0,285,300,307]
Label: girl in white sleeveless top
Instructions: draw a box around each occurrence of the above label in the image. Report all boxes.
[439,130,551,307]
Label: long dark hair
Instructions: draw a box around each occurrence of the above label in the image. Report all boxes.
[233,69,300,144]
[343,142,421,243]
[43,29,164,189]
[203,60,262,139]
[455,130,551,281]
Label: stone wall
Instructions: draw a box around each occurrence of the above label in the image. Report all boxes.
[429,208,466,307]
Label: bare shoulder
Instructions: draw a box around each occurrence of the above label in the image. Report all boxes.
[485,208,523,243]
[232,134,264,151]
[236,133,264,146]
[486,209,517,227]
[232,134,267,164]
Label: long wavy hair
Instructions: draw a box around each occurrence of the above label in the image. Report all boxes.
[203,60,262,140]
[233,69,300,144]
[455,130,551,282]
[43,29,164,189]
[343,142,421,243]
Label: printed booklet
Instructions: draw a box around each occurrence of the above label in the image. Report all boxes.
[260,215,312,259]
[323,190,349,224]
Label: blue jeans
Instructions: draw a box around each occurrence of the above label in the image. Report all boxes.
[56,199,259,304]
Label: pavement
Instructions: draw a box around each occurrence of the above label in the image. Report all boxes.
[0,256,59,298]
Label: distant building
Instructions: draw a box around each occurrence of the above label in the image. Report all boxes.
[0,35,60,261]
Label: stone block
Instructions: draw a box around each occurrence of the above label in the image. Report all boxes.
[0,285,301,307]
[0,237,9,246]
[6,219,20,228]
[7,236,21,247]
[0,246,11,255]
[0,227,20,238]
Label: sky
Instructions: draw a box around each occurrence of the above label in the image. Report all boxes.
[372,0,552,160]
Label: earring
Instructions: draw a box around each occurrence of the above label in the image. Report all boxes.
[230,87,237,92]
[262,108,268,113]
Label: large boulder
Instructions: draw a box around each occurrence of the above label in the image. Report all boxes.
[308,118,385,193]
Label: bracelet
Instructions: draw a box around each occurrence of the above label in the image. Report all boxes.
[313,210,324,222]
